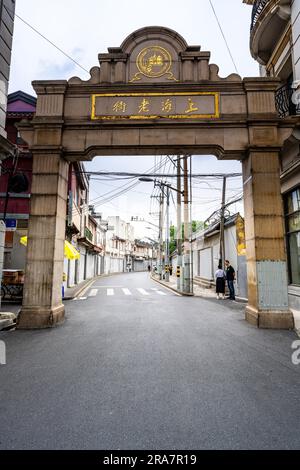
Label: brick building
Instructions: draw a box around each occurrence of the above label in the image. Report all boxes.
[0,0,15,159]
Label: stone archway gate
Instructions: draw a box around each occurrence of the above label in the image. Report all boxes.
[18,27,296,329]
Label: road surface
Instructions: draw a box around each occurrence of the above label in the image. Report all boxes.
[0,272,299,450]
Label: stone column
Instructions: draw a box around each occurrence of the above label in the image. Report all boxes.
[17,80,68,328]
[17,150,69,328]
[17,151,69,328]
[98,58,111,83]
[181,54,194,82]
[243,149,294,329]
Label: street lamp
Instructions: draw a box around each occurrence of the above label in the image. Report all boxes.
[139,177,154,183]
[138,177,184,195]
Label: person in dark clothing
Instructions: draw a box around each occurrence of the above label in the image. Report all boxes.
[215,263,226,299]
[225,260,235,300]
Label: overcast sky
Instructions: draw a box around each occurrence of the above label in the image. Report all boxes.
[9,0,257,232]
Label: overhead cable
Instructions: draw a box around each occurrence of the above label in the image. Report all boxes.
[15,13,89,74]
[74,171,242,178]
[208,0,239,75]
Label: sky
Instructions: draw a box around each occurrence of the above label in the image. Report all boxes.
[9,0,257,236]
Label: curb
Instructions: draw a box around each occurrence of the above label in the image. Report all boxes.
[151,275,247,302]
[63,272,130,300]
[63,277,97,300]
[193,282,248,303]
[292,309,300,337]
[150,275,194,297]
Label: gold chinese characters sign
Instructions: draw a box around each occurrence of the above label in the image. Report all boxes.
[91,92,220,120]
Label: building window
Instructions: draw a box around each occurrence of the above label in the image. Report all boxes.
[285,187,300,285]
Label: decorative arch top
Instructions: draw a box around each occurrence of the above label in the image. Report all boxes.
[69,26,241,85]
[119,26,189,54]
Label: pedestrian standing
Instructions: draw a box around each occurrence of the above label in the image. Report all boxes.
[215,264,226,299]
[225,260,236,300]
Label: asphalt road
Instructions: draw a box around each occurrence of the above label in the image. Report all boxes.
[0,272,299,450]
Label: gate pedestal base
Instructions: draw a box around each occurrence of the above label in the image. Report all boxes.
[245,305,294,329]
[17,305,65,329]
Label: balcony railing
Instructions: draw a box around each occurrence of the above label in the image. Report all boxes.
[251,0,270,30]
[275,84,300,118]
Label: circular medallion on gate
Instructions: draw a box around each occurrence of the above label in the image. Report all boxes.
[136,46,172,78]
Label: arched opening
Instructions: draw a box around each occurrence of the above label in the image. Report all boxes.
[16,27,295,329]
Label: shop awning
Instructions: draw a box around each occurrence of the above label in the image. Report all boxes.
[20,236,80,260]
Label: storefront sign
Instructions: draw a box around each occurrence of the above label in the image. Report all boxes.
[5,219,16,231]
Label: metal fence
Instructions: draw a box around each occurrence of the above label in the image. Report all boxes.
[275,84,300,118]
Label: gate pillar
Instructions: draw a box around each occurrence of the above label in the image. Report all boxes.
[243,149,294,329]
[17,151,69,328]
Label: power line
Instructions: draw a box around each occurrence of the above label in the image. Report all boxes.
[89,157,169,204]
[74,171,242,178]
[12,6,239,90]
[89,179,153,196]
[89,157,170,207]
[15,13,90,74]
[208,0,239,75]
[82,156,168,206]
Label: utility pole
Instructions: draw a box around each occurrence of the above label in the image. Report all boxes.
[165,186,170,282]
[147,174,184,285]
[219,176,227,269]
[161,188,165,279]
[183,155,192,294]
[176,157,182,291]
[158,192,164,279]
[189,155,194,293]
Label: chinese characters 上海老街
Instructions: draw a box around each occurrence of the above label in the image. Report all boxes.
[112,100,127,113]
[161,98,173,113]
[138,98,150,113]
[185,98,198,114]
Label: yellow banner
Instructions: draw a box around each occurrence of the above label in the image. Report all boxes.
[236,215,246,256]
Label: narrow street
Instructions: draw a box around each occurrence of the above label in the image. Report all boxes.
[0,272,299,450]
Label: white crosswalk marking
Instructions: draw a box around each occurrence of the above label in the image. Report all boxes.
[122,288,132,296]
[89,289,98,297]
[74,286,169,299]
[156,290,167,296]
[137,288,150,296]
